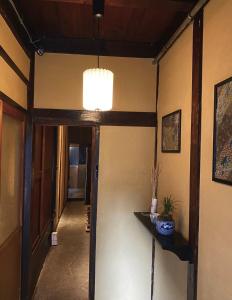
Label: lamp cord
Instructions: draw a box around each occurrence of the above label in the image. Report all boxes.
[97,17,100,68]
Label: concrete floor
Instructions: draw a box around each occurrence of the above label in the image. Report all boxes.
[33,201,90,300]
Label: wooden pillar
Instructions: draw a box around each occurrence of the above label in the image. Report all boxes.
[21,116,33,300]
[188,10,204,300]
[21,51,35,300]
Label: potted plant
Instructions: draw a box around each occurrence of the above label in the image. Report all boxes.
[156,195,175,236]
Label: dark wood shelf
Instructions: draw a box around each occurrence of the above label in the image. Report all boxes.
[134,212,193,262]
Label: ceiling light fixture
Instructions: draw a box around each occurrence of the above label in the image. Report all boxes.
[93,0,105,18]
[83,0,114,111]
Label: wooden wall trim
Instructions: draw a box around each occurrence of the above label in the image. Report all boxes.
[0,91,27,113]
[151,62,160,300]
[28,53,35,110]
[0,46,29,86]
[2,99,26,121]
[32,109,157,127]
[187,10,203,300]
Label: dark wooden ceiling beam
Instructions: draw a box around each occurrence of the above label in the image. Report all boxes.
[42,0,195,11]
[40,36,159,58]
[32,109,157,127]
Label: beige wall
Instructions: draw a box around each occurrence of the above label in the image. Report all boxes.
[0,57,28,108]
[157,25,193,238]
[0,14,29,109]
[198,1,232,299]
[34,53,155,112]
[96,126,155,300]
[154,25,193,299]
[154,1,232,299]
[154,244,188,300]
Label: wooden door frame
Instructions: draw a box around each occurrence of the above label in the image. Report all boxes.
[89,126,100,300]
[28,120,100,300]
[85,145,92,205]
[22,109,156,299]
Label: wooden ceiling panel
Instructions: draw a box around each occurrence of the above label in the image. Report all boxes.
[101,5,183,43]
[56,2,93,38]
[12,0,197,57]
[40,3,61,36]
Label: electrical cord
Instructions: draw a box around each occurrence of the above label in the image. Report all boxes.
[8,0,44,55]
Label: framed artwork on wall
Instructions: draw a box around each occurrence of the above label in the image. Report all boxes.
[162,109,181,153]
[213,76,232,186]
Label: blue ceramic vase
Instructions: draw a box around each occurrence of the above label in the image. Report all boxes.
[156,219,175,236]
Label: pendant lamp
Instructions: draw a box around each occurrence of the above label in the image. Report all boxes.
[83,67,114,111]
[83,3,114,111]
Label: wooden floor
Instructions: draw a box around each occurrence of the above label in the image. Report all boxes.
[33,201,89,300]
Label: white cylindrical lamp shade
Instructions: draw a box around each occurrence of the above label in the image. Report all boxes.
[83,68,114,111]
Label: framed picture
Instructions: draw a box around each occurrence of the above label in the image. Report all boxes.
[162,110,181,153]
[213,77,232,186]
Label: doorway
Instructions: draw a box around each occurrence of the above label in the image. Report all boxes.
[30,125,99,300]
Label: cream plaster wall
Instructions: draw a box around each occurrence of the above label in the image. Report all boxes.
[34,53,155,112]
[0,15,30,79]
[0,14,29,109]
[198,1,232,299]
[154,24,193,299]
[154,243,188,300]
[157,24,192,238]
[0,57,27,109]
[96,126,155,300]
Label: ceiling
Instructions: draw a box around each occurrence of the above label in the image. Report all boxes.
[14,0,197,57]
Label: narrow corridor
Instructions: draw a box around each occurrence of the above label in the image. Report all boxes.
[33,202,89,300]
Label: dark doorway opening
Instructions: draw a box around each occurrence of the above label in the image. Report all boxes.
[68,126,92,205]
[28,124,99,300]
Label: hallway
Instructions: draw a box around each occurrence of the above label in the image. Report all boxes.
[33,202,89,300]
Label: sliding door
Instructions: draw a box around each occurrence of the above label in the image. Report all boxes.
[0,102,25,299]
[30,125,56,250]
[29,125,57,296]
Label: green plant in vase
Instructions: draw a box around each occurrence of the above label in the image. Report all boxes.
[156,195,175,235]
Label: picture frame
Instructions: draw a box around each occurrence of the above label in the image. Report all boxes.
[213,76,232,186]
[162,109,181,153]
